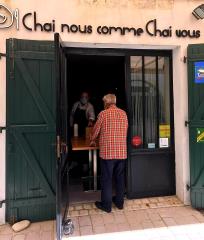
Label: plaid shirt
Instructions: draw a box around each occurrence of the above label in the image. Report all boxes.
[91,105,128,160]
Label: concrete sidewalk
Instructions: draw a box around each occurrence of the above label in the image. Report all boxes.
[1,196,204,240]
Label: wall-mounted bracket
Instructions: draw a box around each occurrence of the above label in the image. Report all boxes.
[0,200,6,208]
[0,53,6,59]
[186,184,191,191]
[185,121,190,127]
[0,126,6,133]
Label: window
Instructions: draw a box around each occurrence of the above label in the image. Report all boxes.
[130,54,172,150]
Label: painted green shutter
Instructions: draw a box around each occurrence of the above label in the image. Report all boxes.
[6,39,56,222]
[188,44,204,208]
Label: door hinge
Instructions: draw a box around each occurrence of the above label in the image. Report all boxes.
[183,56,187,63]
[0,53,6,59]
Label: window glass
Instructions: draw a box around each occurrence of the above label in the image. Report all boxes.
[144,57,157,147]
[158,57,171,147]
[130,56,143,146]
[130,55,171,150]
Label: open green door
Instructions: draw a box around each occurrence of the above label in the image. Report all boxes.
[6,39,56,222]
[188,44,204,208]
[55,33,73,239]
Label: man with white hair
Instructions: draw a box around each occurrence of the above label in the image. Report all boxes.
[90,94,128,213]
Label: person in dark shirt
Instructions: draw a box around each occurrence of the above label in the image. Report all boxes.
[70,92,95,136]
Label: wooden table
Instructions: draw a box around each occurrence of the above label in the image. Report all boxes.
[71,137,99,191]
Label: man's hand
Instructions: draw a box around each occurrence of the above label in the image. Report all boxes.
[90,140,96,147]
[88,120,94,127]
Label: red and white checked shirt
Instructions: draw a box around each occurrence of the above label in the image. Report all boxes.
[91,105,128,160]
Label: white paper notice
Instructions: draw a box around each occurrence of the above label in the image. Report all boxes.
[159,138,169,148]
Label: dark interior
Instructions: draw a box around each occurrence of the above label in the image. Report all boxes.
[66,54,126,203]
[67,55,126,116]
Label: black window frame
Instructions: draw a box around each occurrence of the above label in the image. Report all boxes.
[126,50,174,154]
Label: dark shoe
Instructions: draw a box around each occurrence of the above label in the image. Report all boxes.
[112,196,124,210]
[95,201,111,213]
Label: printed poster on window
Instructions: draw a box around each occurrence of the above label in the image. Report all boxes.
[159,124,170,138]
[194,61,204,84]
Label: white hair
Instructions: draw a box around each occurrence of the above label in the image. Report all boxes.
[103,94,116,105]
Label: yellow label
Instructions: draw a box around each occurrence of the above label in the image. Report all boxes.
[159,124,170,138]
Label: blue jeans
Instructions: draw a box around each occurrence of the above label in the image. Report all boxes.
[100,159,126,211]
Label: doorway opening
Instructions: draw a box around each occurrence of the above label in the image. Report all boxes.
[67,54,126,204]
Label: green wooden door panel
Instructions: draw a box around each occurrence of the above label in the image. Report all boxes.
[13,130,55,199]
[188,44,204,209]
[15,57,55,128]
[6,39,56,223]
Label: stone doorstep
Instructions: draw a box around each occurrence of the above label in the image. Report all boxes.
[68,196,184,217]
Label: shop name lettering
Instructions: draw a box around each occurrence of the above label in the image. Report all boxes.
[24,13,201,38]
[0,4,201,38]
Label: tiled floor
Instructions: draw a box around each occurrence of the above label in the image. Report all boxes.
[1,196,204,240]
